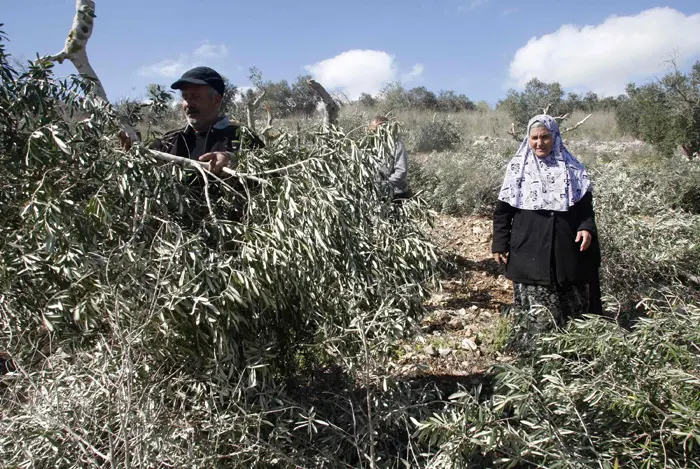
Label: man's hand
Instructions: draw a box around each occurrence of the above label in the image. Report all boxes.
[118,130,132,151]
[118,129,143,151]
[576,230,592,252]
[199,151,230,175]
[493,252,509,265]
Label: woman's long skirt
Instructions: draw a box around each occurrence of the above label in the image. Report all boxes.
[509,282,589,349]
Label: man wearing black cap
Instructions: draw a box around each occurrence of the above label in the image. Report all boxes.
[149,66,264,174]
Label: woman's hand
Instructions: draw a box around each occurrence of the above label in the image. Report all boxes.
[576,230,592,251]
[493,252,509,265]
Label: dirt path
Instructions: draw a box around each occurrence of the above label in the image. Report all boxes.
[393,215,514,376]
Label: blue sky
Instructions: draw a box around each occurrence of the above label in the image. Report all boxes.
[4,0,700,104]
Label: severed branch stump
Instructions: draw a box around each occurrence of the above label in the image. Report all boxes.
[245,89,266,132]
[45,0,139,143]
[307,78,339,128]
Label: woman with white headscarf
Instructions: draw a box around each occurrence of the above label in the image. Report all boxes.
[492,115,601,342]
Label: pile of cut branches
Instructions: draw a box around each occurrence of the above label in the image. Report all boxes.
[0,30,438,466]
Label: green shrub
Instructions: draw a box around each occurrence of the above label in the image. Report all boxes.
[358,92,377,108]
[436,90,476,112]
[592,162,700,302]
[411,149,508,215]
[616,62,700,156]
[374,82,476,114]
[378,81,412,111]
[337,107,372,134]
[406,117,462,153]
[499,78,567,128]
[484,316,512,352]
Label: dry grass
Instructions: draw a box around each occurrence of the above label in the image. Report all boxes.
[153,104,628,150]
[351,107,625,141]
[564,110,627,141]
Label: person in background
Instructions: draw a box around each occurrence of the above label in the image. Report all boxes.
[369,116,412,202]
[492,114,602,346]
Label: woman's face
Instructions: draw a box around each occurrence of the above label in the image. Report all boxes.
[529,126,553,158]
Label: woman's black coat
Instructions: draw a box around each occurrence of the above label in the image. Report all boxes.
[492,192,601,286]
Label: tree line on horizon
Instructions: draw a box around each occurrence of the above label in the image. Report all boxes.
[139,61,699,156]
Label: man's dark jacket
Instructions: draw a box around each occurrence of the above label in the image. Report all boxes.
[492,192,601,286]
[148,117,264,224]
[149,117,264,159]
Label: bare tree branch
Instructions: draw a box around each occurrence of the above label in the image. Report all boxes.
[252,89,267,108]
[260,102,274,145]
[561,113,592,133]
[506,123,522,142]
[46,1,102,97]
[307,78,339,128]
[245,89,266,131]
[146,149,322,182]
[147,149,268,186]
[45,0,139,143]
[661,57,700,110]
[506,112,590,140]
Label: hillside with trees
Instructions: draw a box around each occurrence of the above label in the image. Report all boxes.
[1,4,700,467]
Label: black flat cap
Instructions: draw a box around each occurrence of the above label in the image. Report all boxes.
[171,66,225,96]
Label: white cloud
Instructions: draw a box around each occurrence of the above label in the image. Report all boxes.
[138,42,229,78]
[503,7,519,15]
[458,0,488,12]
[138,57,188,78]
[402,64,425,82]
[193,43,229,60]
[305,50,395,99]
[509,7,700,96]
[305,50,424,99]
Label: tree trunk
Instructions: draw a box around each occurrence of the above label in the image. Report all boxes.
[47,0,139,142]
[307,79,339,128]
[245,89,266,132]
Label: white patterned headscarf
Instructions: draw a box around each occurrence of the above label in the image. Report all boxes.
[498,114,591,212]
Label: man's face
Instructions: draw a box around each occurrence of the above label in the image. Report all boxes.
[181,84,221,130]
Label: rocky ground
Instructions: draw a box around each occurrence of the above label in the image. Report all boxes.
[391,215,515,377]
